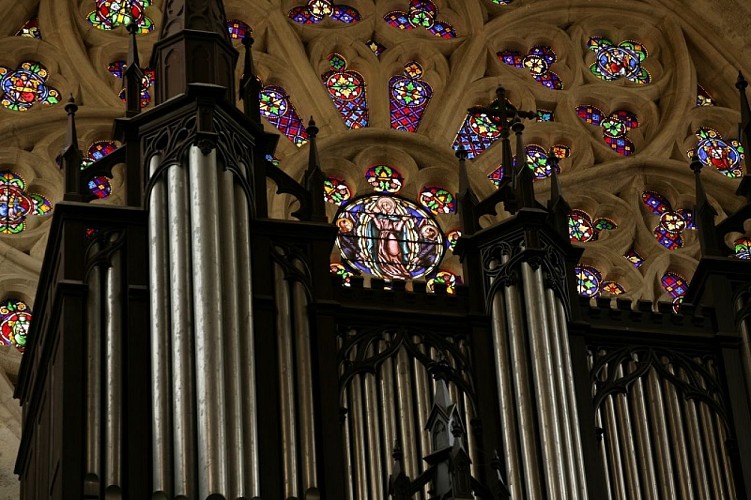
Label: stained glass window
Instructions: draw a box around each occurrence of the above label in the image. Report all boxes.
[452,112,501,159]
[108,60,156,108]
[568,209,617,242]
[0,299,31,352]
[87,0,154,33]
[641,191,695,250]
[322,53,368,129]
[335,195,445,280]
[446,230,461,252]
[0,171,52,233]
[587,37,650,84]
[488,165,504,187]
[259,85,309,146]
[600,281,625,295]
[733,238,751,259]
[419,186,456,214]
[289,0,361,24]
[324,177,351,205]
[16,18,41,39]
[227,19,251,39]
[697,85,714,106]
[0,62,60,111]
[575,265,602,298]
[384,0,456,39]
[536,109,554,122]
[498,46,562,90]
[330,262,356,286]
[525,144,568,179]
[365,165,403,193]
[81,141,118,199]
[390,61,433,132]
[366,39,386,57]
[490,0,513,4]
[688,128,744,178]
[576,105,638,155]
[427,270,460,294]
[661,272,689,313]
[624,247,645,268]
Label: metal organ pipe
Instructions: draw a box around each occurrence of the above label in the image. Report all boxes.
[350,375,369,500]
[521,262,566,499]
[502,261,543,498]
[188,146,229,497]
[488,258,524,500]
[166,160,196,499]
[645,370,676,498]
[612,365,640,499]
[364,367,384,499]
[219,166,245,499]
[84,238,102,496]
[233,166,261,496]
[546,287,581,497]
[104,233,123,496]
[661,359,693,498]
[626,357,659,500]
[274,261,299,497]
[292,259,318,492]
[396,347,419,480]
[555,299,588,498]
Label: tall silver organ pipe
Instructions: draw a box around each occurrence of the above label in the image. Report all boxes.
[104,233,123,496]
[84,237,102,496]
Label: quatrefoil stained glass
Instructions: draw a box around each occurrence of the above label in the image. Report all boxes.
[587,37,650,84]
[87,0,154,33]
[108,60,156,108]
[385,0,456,39]
[641,191,695,250]
[366,165,403,193]
[419,186,456,214]
[568,209,617,242]
[0,62,60,111]
[227,19,251,39]
[324,178,352,205]
[0,171,52,234]
[688,128,744,178]
[498,46,562,90]
[289,0,361,24]
[0,299,31,352]
[81,141,118,199]
[661,272,689,313]
[576,105,638,155]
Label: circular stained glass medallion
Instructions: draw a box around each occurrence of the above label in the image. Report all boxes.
[335,195,445,280]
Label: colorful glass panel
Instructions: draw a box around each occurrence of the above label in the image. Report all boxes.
[227,19,251,39]
[625,247,644,268]
[490,0,513,4]
[0,171,51,233]
[324,177,351,205]
[80,141,116,199]
[289,0,361,24]
[87,0,154,33]
[419,186,455,214]
[689,128,744,178]
[568,209,616,242]
[661,272,688,313]
[366,165,403,193]
[427,270,459,294]
[446,230,461,252]
[330,262,356,285]
[384,0,456,38]
[0,62,60,111]
[577,106,638,155]
[322,54,368,129]
[259,85,309,146]
[0,299,31,352]
[108,60,156,108]
[641,191,695,250]
[335,195,445,280]
[697,85,714,106]
[498,46,562,90]
[575,265,602,298]
[366,39,386,57]
[536,109,554,122]
[452,112,501,159]
[587,37,650,84]
[733,237,751,259]
[601,281,625,295]
[16,18,41,38]
[390,61,433,132]
[488,165,504,187]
